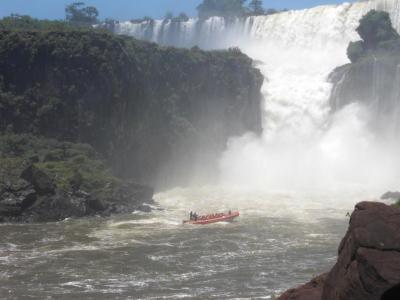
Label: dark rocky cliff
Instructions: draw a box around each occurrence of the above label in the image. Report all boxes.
[329,49,400,114]
[0,30,263,188]
[329,10,400,133]
[328,45,400,137]
[277,202,400,300]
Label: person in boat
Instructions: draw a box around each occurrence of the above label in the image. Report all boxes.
[229,210,231,215]
[193,212,198,221]
[190,211,193,220]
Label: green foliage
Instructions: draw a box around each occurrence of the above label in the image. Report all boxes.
[0,133,119,197]
[347,41,365,63]
[196,0,285,18]
[197,0,247,18]
[164,11,174,20]
[0,29,261,185]
[0,14,75,31]
[356,10,399,49]
[65,2,99,26]
[129,16,154,24]
[174,13,190,22]
[162,12,189,23]
[265,8,278,15]
[248,0,264,15]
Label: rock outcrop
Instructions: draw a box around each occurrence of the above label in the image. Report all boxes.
[277,274,326,300]
[329,52,400,114]
[0,134,155,223]
[278,202,400,300]
[0,165,154,223]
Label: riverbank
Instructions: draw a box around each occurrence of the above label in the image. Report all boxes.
[0,134,154,223]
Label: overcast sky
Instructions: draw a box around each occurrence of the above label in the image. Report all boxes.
[0,0,357,20]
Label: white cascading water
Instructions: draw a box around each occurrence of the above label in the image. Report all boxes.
[116,0,400,201]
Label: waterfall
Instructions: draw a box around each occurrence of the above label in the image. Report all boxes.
[117,0,400,193]
[116,0,400,49]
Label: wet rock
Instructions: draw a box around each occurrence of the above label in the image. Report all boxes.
[0,179,37,217]
[277,274,326,300]
[322,202,400,300]
[86,196,105,212]
[23,190,88,222]
[1,164,154,222]
[278,202,400,300]
[137,204,152,213]
[0,196,23,217]
[105,181,154,214]
[20,165,55,195]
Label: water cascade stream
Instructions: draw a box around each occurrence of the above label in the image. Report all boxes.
[116,0,400,193]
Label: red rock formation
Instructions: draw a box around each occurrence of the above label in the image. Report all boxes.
[278,274,326,300]
[278,202,400,300]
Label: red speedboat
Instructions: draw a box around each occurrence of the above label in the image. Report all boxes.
[183,211,240,225]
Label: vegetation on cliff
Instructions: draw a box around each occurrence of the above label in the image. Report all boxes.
[0,14,77,31]
[347,10,400,63]
[0,2,101,31]
[0,133,154,222]
[0,24,262,187]
[196,0,286,19]
[0,134,118,197]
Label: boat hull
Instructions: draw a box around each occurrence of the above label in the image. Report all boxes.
[183,211,240,225]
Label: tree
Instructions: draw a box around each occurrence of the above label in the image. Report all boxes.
[248,0,264,16]
[0,14,74,31]
[164,11,174,20]
[265,8,278,15]
[176,13,189,22]
[103,18,117,32]
[197,0,247,19]
[356,10,399,49]
[65,2,99,26]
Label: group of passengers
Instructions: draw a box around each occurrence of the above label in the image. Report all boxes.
[189,211,198,221]
[189,210,231,221]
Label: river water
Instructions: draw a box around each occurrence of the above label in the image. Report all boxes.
[1,186,374,299]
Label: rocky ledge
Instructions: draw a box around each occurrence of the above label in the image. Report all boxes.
[278,201,400,300]
[0,165,154,223]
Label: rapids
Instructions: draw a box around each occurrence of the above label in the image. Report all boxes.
[1,188,357,299]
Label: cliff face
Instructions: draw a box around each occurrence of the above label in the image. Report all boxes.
[0,30,263,188]
[329,45,400,132]
[278,202,400,300]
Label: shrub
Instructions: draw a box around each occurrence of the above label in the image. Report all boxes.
[347,41,365,63]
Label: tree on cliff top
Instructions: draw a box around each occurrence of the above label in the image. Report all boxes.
[356,10,399,49]
[66,2,99,26]
[197,0,247,19]
[248,0,264,16]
